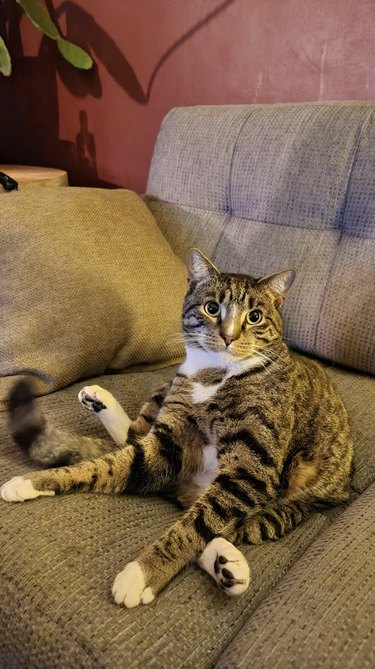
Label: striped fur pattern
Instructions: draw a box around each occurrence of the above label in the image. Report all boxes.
[2,249,353,606]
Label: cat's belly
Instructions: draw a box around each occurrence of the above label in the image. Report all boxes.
[192,444,218,490]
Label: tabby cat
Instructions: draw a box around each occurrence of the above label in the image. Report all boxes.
[0,249,353,608]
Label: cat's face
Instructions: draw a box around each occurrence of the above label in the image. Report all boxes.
[182,249,295,360]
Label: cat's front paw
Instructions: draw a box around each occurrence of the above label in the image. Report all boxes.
[0,476,55,503]
[112,561,155,608]
[198,537,250,596]
[79,385,131,447]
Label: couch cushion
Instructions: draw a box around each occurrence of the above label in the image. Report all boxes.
[325,363,375,493]
[216,481,375,669]
[0,188,186,409]
[146,102,375,375]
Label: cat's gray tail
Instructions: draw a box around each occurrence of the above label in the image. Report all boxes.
[8,378,114,467]
[8,378,46,451]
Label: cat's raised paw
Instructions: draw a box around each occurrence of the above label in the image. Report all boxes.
[79,385,132,447]
[78,385,112,413]
[198,537,250,596]
[112,561,155,608]
[0,476,55,503]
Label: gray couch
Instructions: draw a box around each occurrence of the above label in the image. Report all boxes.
[1,101,374,668]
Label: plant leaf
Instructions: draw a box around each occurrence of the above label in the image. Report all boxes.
[0,36,12,76]
[16,0,60,40]
[16,0,94,71]
[57,38,93,70]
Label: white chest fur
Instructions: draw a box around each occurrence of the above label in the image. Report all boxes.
[180,346,265,405]
[191,381,223,404]
[179,346,229,376]
[192,445,218,490]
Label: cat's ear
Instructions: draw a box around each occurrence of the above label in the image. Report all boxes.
[257,269,296,307]
[186,248,220,283]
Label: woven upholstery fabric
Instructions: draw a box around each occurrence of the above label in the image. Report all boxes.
[216,482,375,669]
[0,366,328,669]
[146,101,375,374]
[0,188,185,408]
[324,362,375,493]
[0,357,373,669]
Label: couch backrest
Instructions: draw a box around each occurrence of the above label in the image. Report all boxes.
[146,102,375,374]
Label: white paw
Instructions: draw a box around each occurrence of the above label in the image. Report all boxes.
[197,537,250,596]
[0,476,55,503]
[78,385,113,413]
[112,561,155,608]
[79,385,131,447]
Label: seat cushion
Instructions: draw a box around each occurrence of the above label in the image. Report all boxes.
[325,363,375,492]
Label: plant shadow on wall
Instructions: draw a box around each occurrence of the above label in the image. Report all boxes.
[0,0,235,185]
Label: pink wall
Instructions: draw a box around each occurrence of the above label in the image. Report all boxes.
[1,0,375,192]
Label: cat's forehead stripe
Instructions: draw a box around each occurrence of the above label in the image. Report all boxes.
[215,275,255,305]
[216,279,262,309]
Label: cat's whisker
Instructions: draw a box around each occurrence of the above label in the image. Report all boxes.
[167,332,186,344]
[183,336,208,344]
[168,332,207,345]
[251,347,282,371]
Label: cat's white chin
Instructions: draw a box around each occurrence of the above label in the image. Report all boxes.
[215,346,252,361]
[181,345,265,376]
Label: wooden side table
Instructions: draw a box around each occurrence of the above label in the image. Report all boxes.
[0,165,68,193]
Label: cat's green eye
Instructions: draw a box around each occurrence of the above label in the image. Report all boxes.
[246,309,262,324]
[204,301,220,316]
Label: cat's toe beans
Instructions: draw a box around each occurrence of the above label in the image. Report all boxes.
[224,548,249,595]
[78,386,109,412]
[78,388,94,410]
[218,555,250,596]
[199,537,250,596]
[220,575,248,595]
[112,561,153,608]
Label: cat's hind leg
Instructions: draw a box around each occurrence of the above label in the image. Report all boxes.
[197,537,250,596]
[229,500,312,545]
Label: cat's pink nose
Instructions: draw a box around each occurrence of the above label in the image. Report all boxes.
[222,335,235,347]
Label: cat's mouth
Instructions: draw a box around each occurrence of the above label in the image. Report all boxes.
[206,338,253,359]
